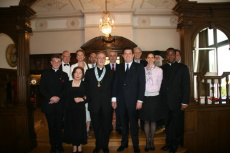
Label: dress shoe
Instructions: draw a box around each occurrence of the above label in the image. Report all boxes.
[57,146,64,153]
[93,147,100,153]
[117,145,128,152]
[144,146,149,152]
[150,146,155,151]
[161,145,171,151]
[116,129,122,134]
[134,147,140,153]
[103,148,109,153]
[169,147,177,153]
[50,146,56,153]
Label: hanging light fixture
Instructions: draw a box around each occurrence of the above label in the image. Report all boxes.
[99,0,115,38]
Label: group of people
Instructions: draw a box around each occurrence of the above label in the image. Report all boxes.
[40,47,190,153]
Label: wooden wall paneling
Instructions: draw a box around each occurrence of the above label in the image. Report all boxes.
[0,5,37,152]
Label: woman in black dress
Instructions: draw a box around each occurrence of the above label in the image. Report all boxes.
[140,52,163,152]
[64,67,87,153]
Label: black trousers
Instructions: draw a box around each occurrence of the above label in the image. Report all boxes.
[45,112,64,148]
[118,105,139,148]
[164,107,184,148]
[115,109,121,130]
[90,109,112,149]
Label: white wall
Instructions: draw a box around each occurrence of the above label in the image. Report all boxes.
[0,33,16,69]
[134,28,180,51]
[30,30,84,54]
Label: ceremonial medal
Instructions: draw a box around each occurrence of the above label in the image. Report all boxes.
[95,67,106,88]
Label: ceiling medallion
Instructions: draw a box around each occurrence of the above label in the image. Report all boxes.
[170,16,178,26]
[35,20,48,30]
[137,17,151,26]
[66,18,80,29]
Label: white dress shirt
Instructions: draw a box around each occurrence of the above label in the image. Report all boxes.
[61,61,71,79]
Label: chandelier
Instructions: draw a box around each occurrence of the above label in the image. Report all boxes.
[99,0,115,38]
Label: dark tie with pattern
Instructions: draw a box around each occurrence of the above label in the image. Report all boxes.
[112,64,114,71]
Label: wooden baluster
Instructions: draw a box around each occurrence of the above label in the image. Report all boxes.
[197,75,201,104]
[204,79,208,104]
[226,75,229,104]
[211,79,215,104]
[218,78,222,104]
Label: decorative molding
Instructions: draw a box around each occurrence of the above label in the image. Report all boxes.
[35,20,48,30]
[134,26,176,29]
[33,28,84,33]
[137,16,151,26]
[34,0,69,10]
[146,0,176,8]
[66,18,80,28]
[88,0,127,9]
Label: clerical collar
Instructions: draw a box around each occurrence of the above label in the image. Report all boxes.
[167,61,176,66]
[97,66,104,70]
[52,68,58,72]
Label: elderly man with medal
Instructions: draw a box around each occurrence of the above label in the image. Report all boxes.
[84,51,114,153]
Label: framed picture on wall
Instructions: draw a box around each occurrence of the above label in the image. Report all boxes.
[6,44,17,67]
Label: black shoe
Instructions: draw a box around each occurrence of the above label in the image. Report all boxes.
[116,129,122,134]
[134,147,140,153]
[93,147,100,153]
[144,147,149,152]
[150,146,155,151]
[169,147,177,153]
[161,145,171,151]
[50,146,56,153]
[117,145,128,152]
[103,148,109,153]
[57,146,64,153]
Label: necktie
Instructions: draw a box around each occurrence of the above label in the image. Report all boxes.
[64,63,69,66]
[125,64,129,76]
[112,64,114,71]
[126,64,129,71]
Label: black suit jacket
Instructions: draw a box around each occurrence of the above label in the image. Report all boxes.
[160,62,190,110]
[84,66,113,113]
[112,62,145,110]
[40,69,69,114]
[134,59,147,67]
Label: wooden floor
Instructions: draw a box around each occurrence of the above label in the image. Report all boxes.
[30,110,187,153]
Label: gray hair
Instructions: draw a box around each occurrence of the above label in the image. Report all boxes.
[134,47,142,52]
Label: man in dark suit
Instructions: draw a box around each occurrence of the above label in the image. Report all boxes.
[59,50,72,80]
[105,50,121,134]
[85,52,113,153]
[88,52,97,68]
[112,48,145,153]
[133,47,147,67]
[40,54,69,153]
[160,48,190,153]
